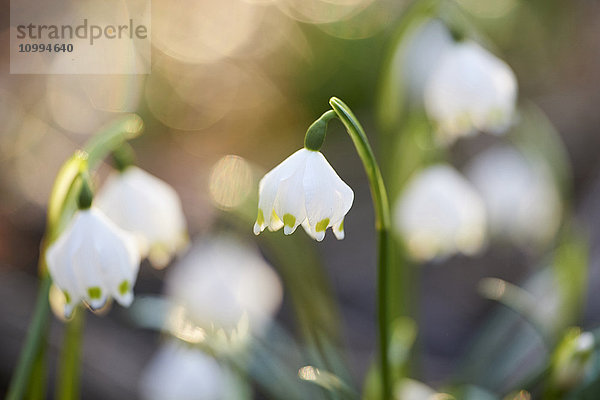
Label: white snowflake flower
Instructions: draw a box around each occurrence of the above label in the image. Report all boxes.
[139,340,245,400]
[96,166,188,268]
[465,146,561,247]
[46,207,141,317]
[424,41,518,143]
[393,164,487,261]
[166,236,283,335]
[253,148,354,242]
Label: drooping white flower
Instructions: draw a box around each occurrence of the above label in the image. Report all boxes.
[46,207,141,317]
[253,148,354,241]
[166,236,283,334]
[139,340,246,400]
[424,41,518,143]
[465,146,561,247]
[393,164,487,261]
[96,166,188,268]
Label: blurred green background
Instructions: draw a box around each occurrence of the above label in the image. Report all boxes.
[2,0,600,398]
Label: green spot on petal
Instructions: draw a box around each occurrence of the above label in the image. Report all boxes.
[316,218,330,232]
[118,280,130,296]
[63,291,71,304]
[283,213,296,227]
[256,209,264,225]
[338,220,344,231]
[87,287,102,300]
[271,209,280,222]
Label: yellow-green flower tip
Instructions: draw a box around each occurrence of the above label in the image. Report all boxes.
[88,286,102,299]
[283,213,296,227]
[118,280,130,296]
[316,218,330,232]
[256,209,265,226]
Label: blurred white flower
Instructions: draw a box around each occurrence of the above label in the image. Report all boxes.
[400,19,454,104]
[393,164,487,261]
[424,41,517,143]
[96,166,188,269]
[395,379,453,400]
[254,148,354,242]
[465,146,561,248]
[166,236,283,334]
[46,207,141,317]
[139,340,246,400]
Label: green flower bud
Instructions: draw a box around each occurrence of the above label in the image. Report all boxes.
[77,174,94,210]
[304,110,337,151]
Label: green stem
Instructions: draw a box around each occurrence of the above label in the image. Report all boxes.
[5,275,51,400]
[26,340,48,400]
[56,310,85,400]
[329,97,393,400]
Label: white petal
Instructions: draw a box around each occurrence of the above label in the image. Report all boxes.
[91,210,140,306]
[303,151,353,239]
[273,168,306,235]
[267,211,284,232]
[71,234,108,310]
[333,220,345,240]
[46,220,82,313]
[256,149,309,232]
[300,219,317,241]
[96,166,187,265]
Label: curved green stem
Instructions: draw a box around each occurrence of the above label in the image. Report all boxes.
[329,97,393,400]
[7,114,144,400]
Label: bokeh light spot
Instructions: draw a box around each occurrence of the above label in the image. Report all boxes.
[209,155,253,210]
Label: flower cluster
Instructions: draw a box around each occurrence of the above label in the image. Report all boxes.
[96,166,188,268]
[46,166,187,317]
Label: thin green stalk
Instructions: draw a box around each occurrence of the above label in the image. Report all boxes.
[26,340,48,400]
[329,97,394,400]
[5,275,51,400]
[56,310,85,400]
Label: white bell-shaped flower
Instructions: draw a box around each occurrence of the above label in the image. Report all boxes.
[424,41,517,143]
[96,166,188,268]
[253,148,354,241]
[166,236,283,335]
[46,207,141,317]
[393,164,487,261]
[139,340,245,400]
[465,146,561,247]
